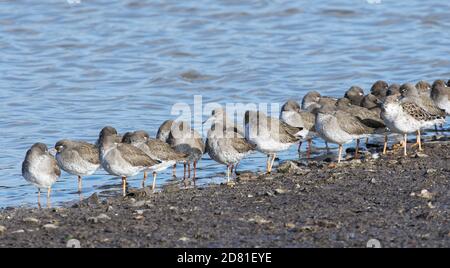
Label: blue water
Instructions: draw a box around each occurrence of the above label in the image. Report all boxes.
[1,0,449,207]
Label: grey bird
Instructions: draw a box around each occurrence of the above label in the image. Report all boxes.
[344,86,365,106]
[98,127,159,196]
[22,143,61,208]
[415,80,431,96]
[361,93,381,113]
[204,107,244,136]
[164,121,205,180]
[370,80,389,99]
[280,100,316,157]
[335,98,385,157]
[204,122,255,183]
[381,94,445,156]
[400,83,446,150]
[301,91,337,112]
[314,105,376,163]
[244,110,302,173]
[55,140,100,193]
[156,120,174,143]
[431,80,450,115]
[387,83,400,96]
[122,130,188,190]
[95,126,122,147]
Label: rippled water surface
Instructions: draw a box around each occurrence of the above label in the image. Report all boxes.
[1,0,450,207]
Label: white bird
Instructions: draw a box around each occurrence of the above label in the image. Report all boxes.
[22,143,61,208]
[314,105,376,163]
[244,110,302,173]
[54,140,100,193]
[381,94,445,156]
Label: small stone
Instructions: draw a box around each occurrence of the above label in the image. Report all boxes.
[417,189,433,200]
[414,152,429,158]
[248,215,271,224]
[23,217,40,224]
[11,229,25,234]
[277,161,301,173]
[179,237,190,242]
[236,171,258,182]
[0,225,6,235]
[131,200,146,207]
[87,217,98,224]
[370,178,377,184]
[135,210,144,215]
[169,206,178,211]
[265,191,275,197]
[274,188,288,195]
[285,223,296,229]
[42,224,58,230]
[426,169,437,174]
[87,213,111,224]
[328,163,337,168]
[134,215,145,220]
[97,214,111,221]
[427,202,435,209]
[247,194,254,198]
[226,181,236,187]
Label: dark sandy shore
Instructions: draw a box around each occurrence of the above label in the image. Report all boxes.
[0,141,449,248]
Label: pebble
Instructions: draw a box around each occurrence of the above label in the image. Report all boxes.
[87,213,111,223]
[23,217,40,224]
[134,215,145,220]
[131,200,146,207]
[42,224,58,230]
[135,210,145,215]
[0,225,6,235]
[274,188,288,195]
[248,215,270,224]
[417,189,433,200]
[285,223,296,229]
[414,152,429,158]
[179,237,190,242]
[12,229,25,234]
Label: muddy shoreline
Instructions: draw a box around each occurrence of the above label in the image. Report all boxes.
[0,141,449,247]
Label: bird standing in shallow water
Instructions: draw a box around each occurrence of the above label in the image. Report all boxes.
[98,127,159,196]
[55,140,100,193]
[244,110,302,173]
[335,98,385,158]
[400,83,446,150]
[280,100,316,158]
[314,105,376,163]
[166,121,205,181]
[204,121,255,183]
[122,130,188,190]
[22,143,61,208]
[381,94,445,156]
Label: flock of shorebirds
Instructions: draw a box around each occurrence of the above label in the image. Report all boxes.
[22,79,450,207]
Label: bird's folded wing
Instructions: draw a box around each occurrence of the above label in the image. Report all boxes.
[401,102,444,121]
[73,142,100,165]
[336,111,374,135]
[230,137,256,153]
[117,144,159,167]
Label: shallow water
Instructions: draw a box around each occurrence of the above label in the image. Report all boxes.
[1,0,449,207]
